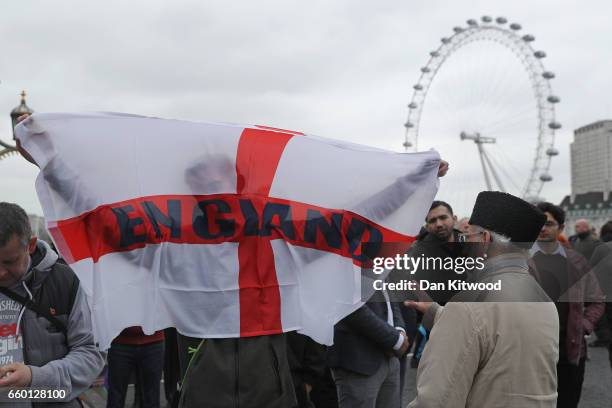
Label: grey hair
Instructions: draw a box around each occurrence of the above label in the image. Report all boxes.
[489,231,511,243]
[472,225,523,252]
[472,225,515,242]
[0,202,32,247]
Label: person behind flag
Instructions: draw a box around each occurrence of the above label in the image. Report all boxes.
[0,202,104,406]
[106,326,165,408]
[405,191,559,408]
[15,115,299,408]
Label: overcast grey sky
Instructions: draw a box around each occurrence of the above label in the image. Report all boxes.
[1,0,610,217]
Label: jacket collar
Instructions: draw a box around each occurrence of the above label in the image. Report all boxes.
[470,252,529,282]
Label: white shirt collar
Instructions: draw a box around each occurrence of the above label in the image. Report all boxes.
[530,241,567,258]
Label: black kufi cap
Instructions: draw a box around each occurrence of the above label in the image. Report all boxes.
[468,191,546,248]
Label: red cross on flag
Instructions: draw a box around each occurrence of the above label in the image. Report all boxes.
[16,113,440,350]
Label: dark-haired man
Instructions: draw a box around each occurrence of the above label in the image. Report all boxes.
[423,201,457,242]
[532,202,604,408]
[0,202,104,406]
[409,201,462,303]
[399,201,464,374]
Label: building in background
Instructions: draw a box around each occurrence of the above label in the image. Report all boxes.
[561,120,612,235]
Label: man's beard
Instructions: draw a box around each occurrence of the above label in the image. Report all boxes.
[577,231,590,239]
[432,229,451,241]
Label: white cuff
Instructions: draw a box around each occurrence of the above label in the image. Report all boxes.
[392,331,404,351]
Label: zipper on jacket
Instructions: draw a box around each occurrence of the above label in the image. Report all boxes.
[20,273,36,365]
[270,341,283,396]
[235,338,239,408]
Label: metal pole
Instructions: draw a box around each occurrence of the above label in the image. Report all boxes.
[482,148,506,192]
[477,142,492,190]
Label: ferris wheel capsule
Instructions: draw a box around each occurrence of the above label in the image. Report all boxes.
[539,173,553,182]
[403,141,412,148]
[542,71,555,79]
[522,34,535,42]
[413,84,423,91]
[509,23,522,30]
[430,51,440,57]
[534,51,547,58]
[408,102,418,109]
[496,17,508,24]
[421,67,431,73]
[453,27,464,33]
[467,19,478,26]
[404,121,414,129]
[547,95,560,103]
[481,16,492,23]
[548,121,562,130]
[546,147,559,156]
[441,37,450,44]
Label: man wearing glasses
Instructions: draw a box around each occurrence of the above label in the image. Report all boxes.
[531,202,604,408]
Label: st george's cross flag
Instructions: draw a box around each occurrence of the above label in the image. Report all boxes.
[16,113,440,350]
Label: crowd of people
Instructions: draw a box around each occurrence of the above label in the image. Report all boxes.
[1,191,611,407]
[2,117,612,408]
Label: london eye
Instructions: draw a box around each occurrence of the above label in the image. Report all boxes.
[404,16,560,209]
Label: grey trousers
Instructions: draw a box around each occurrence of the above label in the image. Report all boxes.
[331,357,401,408]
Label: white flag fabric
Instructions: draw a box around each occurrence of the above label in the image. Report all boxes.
[16,112,440,350]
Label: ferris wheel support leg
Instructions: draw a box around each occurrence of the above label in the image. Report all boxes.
[477,143,493,191]
[482,148,506,192]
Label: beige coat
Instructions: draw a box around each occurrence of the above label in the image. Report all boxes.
[408,255,559,408]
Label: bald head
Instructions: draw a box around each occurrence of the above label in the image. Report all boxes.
[575,219,591,235]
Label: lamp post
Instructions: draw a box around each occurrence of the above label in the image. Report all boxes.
[10,90,33,139]
[0,91,34,161]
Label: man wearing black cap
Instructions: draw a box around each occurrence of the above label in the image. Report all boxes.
[406,191,559,408]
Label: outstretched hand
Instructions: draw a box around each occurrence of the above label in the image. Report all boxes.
[15,114,37,166]
[438,160,449,177]
[404,285,434,314]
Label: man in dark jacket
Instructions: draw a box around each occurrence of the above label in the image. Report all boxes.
[532,203,604,408]
[0,202,104,406]
[409,200,463,304]
[327,298,408,407]
[400,201,463,372]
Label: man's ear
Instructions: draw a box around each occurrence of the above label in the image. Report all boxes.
[453,215,458,222]
[28,237,37,255]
